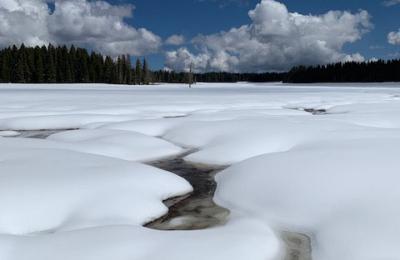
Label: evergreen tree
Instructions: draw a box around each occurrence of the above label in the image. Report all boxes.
[33,46,44,83]
[45,44,57,83]
[135,58,142,84]
[69,45,77,82]
[125,55,132,84]
[142,58,150,85]
[15,44,27,83]
[1,49,11,82]
[103,56,114,84]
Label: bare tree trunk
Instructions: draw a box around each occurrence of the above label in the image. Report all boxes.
[188,62,193,88]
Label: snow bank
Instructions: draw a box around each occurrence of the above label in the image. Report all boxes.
[215,138,400,260]
[328,101,400,128]
[98,119,185,137]
[0,130,20,137]
[0,114,135,131]
[48,129,183,161]
[163,117,379,165]
[0,219,282,260]
[0,140,192,234]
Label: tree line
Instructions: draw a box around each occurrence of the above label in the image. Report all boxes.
[1,45,400,85]
[0,44,151,84]
[285,59,400,83]
[152,71,285,83]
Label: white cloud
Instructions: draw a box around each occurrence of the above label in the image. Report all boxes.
[0,0,49,46]
[0,0,161,56]
[165,35,185,46]
[388,29,400,45]
[166,0,372,72]
[383,0,400,6]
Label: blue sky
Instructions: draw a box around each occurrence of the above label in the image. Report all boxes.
[114,0,400,69]
[1,0,399,72]
[110,0,400,68]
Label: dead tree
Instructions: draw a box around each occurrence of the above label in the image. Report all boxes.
[188,62,194,88]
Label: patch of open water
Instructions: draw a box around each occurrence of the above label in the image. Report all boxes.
[146,151,230,230]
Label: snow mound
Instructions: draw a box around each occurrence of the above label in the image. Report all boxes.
[98,119,184,137]
[328,101,400,128]
[215,138,400,260]
[0,130,20,137]
[0,114,134,131]
[163,117,370,165]
[0,141,192,235]
[0,219,282,260]
[48,129,183,161]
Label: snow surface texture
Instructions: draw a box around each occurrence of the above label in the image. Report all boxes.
[1,82,400,260]
[0,143,191,234]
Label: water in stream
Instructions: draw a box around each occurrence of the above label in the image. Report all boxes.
[146,151,230,230]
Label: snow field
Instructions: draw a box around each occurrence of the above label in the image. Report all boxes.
[1,82,400,260]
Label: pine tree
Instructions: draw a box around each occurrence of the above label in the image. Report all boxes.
[142,58,150,85]
[103,56,114,84]
[45,44,57,83]
[69,45,77,82]
[125,55,132,84]
[15,45,27,83]
[135,58,142,85]
[33,46,44,83]
[1,49,11,82]
[116,56,123,84]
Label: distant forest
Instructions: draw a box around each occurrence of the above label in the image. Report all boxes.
[152,71,284,83]
[0,44,399,84]
[0,44,151,85]
[285,60,400,83]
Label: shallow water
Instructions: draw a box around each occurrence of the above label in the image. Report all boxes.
[146,151,230,230]
[281,231,312,260]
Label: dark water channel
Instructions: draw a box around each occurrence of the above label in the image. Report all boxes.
[146,151,230,230]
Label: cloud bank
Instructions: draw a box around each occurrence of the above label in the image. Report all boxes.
[0,0,161,56]
[166,0,372,72]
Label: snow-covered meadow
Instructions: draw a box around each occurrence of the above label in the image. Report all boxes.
[1,82,400,260]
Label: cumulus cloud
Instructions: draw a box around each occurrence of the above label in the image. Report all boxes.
[0,0,161,56]
[388,29,400,45]
[0,0,49,47]
[165,35,185,46]
[166,0,372,72]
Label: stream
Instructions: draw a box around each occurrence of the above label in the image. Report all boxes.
[4,129,313,260]
[146,150,230,230]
